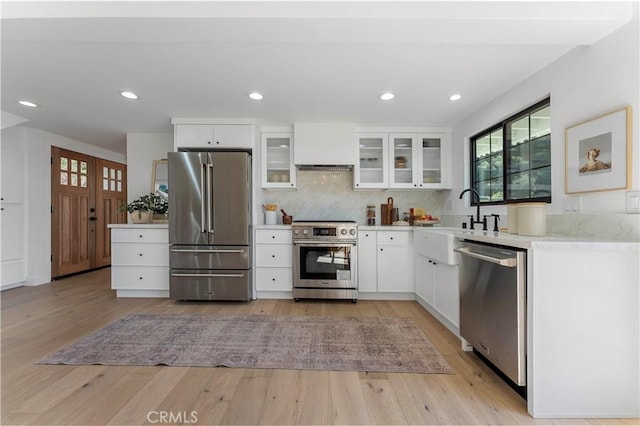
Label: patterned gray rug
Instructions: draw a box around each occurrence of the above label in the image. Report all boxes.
[37,313,453,374]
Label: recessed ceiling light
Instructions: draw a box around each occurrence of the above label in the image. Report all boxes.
[379,92,395,101]
[18,100,38,108]
[449,94,462,101]
[248,92,264,100]
[120,91,139,100]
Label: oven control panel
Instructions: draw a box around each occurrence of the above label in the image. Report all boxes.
[292,222,357,241]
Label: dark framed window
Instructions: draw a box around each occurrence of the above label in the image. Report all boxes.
[471,98,551,205]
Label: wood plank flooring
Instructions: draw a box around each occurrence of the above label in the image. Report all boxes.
[1,268,637,425]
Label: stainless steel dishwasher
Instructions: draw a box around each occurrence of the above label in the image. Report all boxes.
[455,240,527,386]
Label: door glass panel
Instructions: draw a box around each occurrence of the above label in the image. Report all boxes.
[71,173,78,186]
[117,170,122,180]
[60,157,68,171]
[80,161,87,174]
[61,172,68,185]
[422,137,441,183]
[358,136,384,184]
[299,246,352,280]
[110,180,116,191]
[103,179,109,190]
[265,137,291,184]
[110,168,116,179]
[103,167,109,178]
[117,181,122,192]
[393,137,413,184]
[70,159,78,173]
[80,175,88,188]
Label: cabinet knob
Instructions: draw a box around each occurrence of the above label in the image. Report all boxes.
[380,248,383,252]
[272,235,276,239]
[139,235,143,238]
[139,276,143,280]
[216,141,220,144]
[139,253,143,256]
[207,141,212,144]
[272,278,276,281]
[390,237,394,240]
[272,254,276,258]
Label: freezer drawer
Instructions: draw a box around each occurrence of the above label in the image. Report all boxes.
[170,269,252,301]
[170,245,250,270]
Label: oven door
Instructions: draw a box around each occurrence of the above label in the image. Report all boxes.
[293,242,356,289]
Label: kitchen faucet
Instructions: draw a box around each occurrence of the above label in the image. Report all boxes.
[459,188,487,230]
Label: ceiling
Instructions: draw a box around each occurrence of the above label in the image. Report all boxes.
[1,1,633,155]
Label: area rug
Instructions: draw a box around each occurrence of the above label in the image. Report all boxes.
[37,313,453,374]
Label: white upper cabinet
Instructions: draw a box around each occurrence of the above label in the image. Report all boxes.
[354,133,389,189]
[388,133,452,189]
[261,133,296,189]
[174,124,252,149]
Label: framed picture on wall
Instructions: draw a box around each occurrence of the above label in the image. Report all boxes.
[565,106,632,194]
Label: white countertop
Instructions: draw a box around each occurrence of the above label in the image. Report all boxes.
[416,226,639,250]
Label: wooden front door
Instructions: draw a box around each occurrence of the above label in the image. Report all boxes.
[51,147,127,278]
[95,159,127,267]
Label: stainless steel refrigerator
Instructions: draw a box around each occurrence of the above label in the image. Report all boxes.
[168,151,252,301]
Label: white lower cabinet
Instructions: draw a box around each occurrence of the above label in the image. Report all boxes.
[357,231,378,292]
[109,225,169,297]
[415,254,459,335]
[255,228,293,296]
[357,229,414,295]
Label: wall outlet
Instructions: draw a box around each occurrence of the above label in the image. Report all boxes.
[563,197,581,212]
[626,191,640,214]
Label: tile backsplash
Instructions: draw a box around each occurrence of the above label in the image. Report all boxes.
[258,170,444,225]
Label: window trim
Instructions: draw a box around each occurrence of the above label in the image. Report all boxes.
[470,97,551,206]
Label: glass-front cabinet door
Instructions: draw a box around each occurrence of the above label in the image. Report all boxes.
[389,133,452,189]
[354,133,388,189]
[389,134,416,188]
[261,133,296,189]
[419,132,452,189]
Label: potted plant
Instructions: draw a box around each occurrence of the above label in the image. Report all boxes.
[122,193,168,224]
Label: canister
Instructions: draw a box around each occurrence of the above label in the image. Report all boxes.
[517,203,546,236]
[265,210,277,225]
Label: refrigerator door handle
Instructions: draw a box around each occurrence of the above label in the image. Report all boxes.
[171,248,246,254]
[209,163,216,236]
[200,163,207,233]
[171,273,245,278]
[206,163,215,236]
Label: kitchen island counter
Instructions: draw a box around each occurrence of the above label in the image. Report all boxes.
[418,226,639,418]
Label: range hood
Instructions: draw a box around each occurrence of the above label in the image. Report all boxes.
[294,123,356,170]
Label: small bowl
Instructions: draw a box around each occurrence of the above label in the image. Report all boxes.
[282,215,293,225]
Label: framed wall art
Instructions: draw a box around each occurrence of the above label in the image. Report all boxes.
[565,106,632,194]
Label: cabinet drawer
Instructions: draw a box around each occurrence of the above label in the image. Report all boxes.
[111,228,168,243]
[376,230,411,246]
[111,266,169,290]
[112,243,169,266]
[255,244,292,267]
[255,229,292,244]
[255,267,292,291]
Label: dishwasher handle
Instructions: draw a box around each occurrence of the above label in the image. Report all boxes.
[454,246,517,267]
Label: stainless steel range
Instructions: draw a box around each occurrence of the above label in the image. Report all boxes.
[292,221,358,302]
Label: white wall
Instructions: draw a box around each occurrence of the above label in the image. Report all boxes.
[446,6,639,240]
[20,127,125,285]
[125,133,173,209]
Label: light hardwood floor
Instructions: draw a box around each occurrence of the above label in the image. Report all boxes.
[1,268,637,426]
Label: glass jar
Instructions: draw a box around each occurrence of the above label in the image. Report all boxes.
[366,205,376,226]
